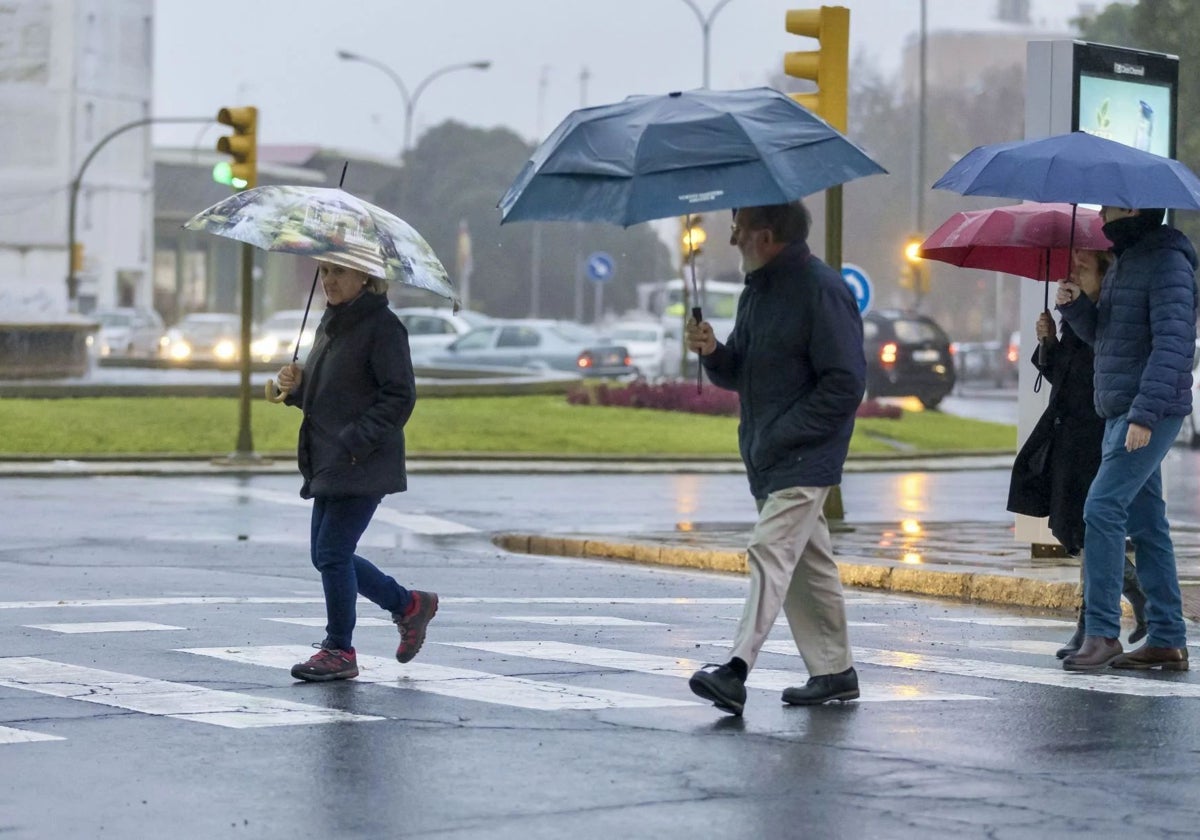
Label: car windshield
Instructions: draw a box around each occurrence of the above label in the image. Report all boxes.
[263,314,310,332]
[97,312,132,327]
[892,319,948,344]
[180,317,238,337]
[550,323,595,343]
[611,327,660,343]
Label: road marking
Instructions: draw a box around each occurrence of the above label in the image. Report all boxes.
[495,616,668,627]
[444,641,986,703]
[932,617,1075,628]
[181,646,697,711]
[0,596,325,610]
[850,646,1200,698]
[963,640,1064,656]
[188,483,477,534]
[0,725,63,745]
[24,622,186,634]
[715,616,885,628]
[443,597,745,605]
[266,617,395,628]
[0,657,383,728]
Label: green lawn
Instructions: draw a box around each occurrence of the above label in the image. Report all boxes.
[0,395,1015,458]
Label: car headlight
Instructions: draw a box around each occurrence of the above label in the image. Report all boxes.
[169,341,192,360]
[251,335,279,359]
[214,339,237,361]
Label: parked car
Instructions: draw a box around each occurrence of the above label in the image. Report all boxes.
[429,319,636,378]
[391,306,490,364]
[251,308,321,364]
[161,313,242,365]
[862,309,956,409]
[89,307,165,359]
[604,321,667,379]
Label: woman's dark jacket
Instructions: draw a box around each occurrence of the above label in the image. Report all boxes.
[284,292,416,499]
[1006,323,1103,555]
[1058,218,1198,427]
[701,241,866,498]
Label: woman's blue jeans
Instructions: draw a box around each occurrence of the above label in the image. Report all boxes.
[1082,413,1186,647]
[311,495,410,651]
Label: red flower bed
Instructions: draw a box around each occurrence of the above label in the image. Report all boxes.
[567,381,901,419]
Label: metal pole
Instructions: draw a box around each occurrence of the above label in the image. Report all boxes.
[67,115,212,309]
[676,0,736,87]
[235,241,255,456]
[574,66,590,322]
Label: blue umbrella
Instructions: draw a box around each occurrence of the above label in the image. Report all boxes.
[932,131,1200,209]
[498,87,887,227]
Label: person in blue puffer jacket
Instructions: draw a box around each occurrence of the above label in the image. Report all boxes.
[1057,207,1197,673]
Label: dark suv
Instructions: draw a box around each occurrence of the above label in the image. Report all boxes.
[862,309,956,409]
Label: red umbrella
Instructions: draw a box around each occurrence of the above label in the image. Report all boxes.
[919,202,1110,282]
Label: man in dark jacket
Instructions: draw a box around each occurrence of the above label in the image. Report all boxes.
[1057,207,1196,672]
[684,200,866,715]
[275,261,439,682]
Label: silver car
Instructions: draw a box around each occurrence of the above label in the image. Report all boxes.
[89,307,165,359]
[430,319,636,378]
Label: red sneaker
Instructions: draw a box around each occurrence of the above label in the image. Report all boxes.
[290,642,359,682]
[393,591,438,663]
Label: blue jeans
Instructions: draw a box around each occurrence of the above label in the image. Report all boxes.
[311,495,410,651]
[1082,413,1186,647]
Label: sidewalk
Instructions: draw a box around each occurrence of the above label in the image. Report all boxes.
[494,519,1200,622]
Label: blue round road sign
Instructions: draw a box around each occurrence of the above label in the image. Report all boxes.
[586,251,615,282]
[841,263,872,314]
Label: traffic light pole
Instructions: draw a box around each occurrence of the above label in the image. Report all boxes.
[66,116,212,309]
[234,242,256,457]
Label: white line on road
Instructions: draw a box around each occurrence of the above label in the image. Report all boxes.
[932,617,1076,628]
[0,657,383,728]
[265,617,395,628]
[444,641,986,703]
[181,646,696,711]
[0,595,742,610]
[0,725,63,745]
[24,622,187,634]
[494,616,668,627]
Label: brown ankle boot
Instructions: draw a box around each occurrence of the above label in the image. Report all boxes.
[1062,636,1122,672]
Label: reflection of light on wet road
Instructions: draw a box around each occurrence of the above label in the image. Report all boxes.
[901,519,922,536]
[897,473,929,515]
[901,552,923,564]
[671,475,702,520]
[676,521,694,532]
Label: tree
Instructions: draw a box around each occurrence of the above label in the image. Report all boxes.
[378,121,671,320]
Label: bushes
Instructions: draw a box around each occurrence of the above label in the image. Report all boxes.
[567,380,901,419]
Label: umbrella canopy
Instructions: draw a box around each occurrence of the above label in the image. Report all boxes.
[498,87,887,226]
[184,186,457,304]
[919,202,1111,281]
[932,131,1200,209]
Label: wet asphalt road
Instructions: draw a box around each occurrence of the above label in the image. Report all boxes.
[3,472,1200,838]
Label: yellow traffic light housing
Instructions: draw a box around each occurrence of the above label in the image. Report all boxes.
[681,214,707,260]
[783,6,850,132]
[216,106,258,190]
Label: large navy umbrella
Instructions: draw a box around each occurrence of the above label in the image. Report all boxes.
[498,87,887,227]
[932,131,1200,209]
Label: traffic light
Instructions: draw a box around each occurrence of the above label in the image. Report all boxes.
[902,234,930,295]
[680,214,707,260]
[215,106,258,190]
[783,6,850,132]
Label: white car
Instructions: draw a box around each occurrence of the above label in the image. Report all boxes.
[89,307,165,359]
[605,321,667,379]
[252,309,321,364]
[392,306,491,364]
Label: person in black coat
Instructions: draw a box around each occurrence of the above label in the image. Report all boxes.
[273,260,439,682]
[1007,249,1145,658]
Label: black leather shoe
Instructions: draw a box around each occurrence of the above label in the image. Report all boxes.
[781,667,859,706]
[689,664,746,716]
[1062,636,1122,671]
[1056,614,1085,660]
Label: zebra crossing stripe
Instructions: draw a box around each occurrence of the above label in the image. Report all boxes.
[442,641,987,703]
[181,646,698,711]
[0,725,63,745]
[932,617,1075,628]
[265,617,395,628]
[24,622,186,634]
[0,657,383,728]
[495,616,667,627]
[848,646,1200,698]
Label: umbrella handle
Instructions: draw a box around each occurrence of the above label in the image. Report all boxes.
[265,379,289,404]
[692,306,703,395]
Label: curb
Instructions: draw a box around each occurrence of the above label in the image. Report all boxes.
[493,533,1080,612]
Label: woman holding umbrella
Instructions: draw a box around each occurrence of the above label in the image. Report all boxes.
[275,261,439,682]
[1006,249,1146,657]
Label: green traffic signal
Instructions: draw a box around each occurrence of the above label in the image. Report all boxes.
[211,161,247,189]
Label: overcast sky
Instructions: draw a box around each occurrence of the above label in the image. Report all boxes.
[152,0,1080,159]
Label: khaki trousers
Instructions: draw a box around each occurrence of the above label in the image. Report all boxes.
[730,485,853,677]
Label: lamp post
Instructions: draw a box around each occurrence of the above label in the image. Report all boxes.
[335,51,491,152]
[675,0,737,87]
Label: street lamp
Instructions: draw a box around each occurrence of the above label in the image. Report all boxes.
[675,0,736,87]
[335,50,491,153]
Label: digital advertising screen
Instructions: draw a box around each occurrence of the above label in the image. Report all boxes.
[1072,42,1178,159]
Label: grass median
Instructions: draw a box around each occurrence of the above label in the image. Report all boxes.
[1,395,1015,458]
